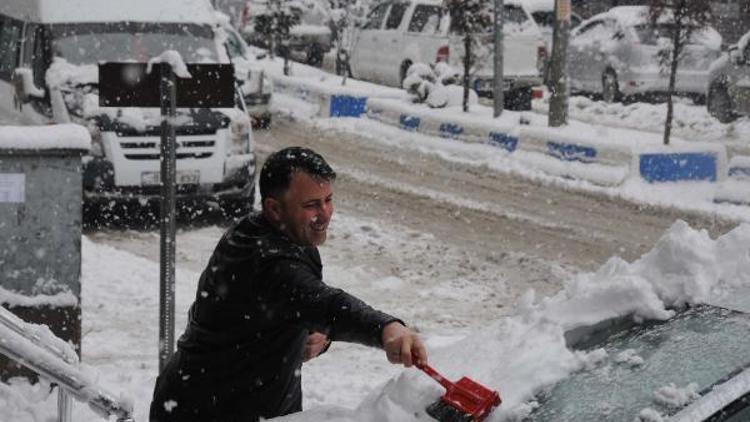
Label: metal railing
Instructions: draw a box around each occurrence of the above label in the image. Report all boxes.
[0,306,135,422]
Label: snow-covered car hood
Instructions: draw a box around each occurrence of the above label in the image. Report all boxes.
[275,221,750,422]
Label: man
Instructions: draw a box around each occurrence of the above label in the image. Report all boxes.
[150,147,427,421]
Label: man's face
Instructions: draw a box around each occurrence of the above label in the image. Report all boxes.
[267,171,334,246]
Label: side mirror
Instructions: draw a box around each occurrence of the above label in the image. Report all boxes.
[12,68,45,103]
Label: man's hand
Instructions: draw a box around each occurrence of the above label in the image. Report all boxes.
[304,332,330,362]
[382,321,427,368]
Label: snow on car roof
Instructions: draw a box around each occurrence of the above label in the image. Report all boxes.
[0,0,218,24]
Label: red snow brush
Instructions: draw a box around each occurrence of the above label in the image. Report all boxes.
[417,362,501,422]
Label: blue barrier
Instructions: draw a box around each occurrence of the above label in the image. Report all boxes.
[488,132,518,152]
[399,115,421,132]
[439,123,464,139]
[330,95,368,117]
[547,141,597,162]
[639,152,717,183]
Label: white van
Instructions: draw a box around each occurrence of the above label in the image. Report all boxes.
[0,0,257,220]
[349,0,546,110]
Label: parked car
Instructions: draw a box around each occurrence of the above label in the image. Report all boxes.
[0,0,257,219]
[220,16,274,128]
[349,0,546,110]
[239,0,334,66]
[707,30,750,123]
[527,303,750,421]
[568,6,722,104]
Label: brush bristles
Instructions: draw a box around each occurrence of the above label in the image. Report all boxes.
[426,400,474,422]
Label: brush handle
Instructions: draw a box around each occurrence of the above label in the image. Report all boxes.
[416,363,455,391]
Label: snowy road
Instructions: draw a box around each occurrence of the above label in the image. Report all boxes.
[255,115,738,267]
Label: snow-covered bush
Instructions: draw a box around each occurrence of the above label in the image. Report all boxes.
[402,62,475,108]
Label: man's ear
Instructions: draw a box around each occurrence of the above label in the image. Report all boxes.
[263,197,282,223]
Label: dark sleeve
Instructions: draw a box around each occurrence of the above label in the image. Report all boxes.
[260,258,402,348]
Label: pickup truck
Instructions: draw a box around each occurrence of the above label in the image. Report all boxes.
[349,0,546,110]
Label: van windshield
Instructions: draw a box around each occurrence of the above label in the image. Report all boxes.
[48,22,218,65]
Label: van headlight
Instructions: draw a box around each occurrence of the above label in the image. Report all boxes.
[229,117,251,156]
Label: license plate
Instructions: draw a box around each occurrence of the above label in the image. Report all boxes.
[141,170,200,185]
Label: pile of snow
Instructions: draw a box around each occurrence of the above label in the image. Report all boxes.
[279,220,750,421]
[402,62,475,109]
[0,124,90,151]
[533,94,750,149]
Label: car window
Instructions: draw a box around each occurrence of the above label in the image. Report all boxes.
[362,2,390,30]
[385,2,408,30]
[0,15,23,81]
[408,5,443,33]
[530,11,555,29]
[504,5,529,25]
[225,29,246,59]
[528,306,750,422]
[449,4,529,35]
[572,19,612,46]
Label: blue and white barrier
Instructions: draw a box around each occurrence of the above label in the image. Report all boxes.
[275,76,742,191]
[633,144,727,184]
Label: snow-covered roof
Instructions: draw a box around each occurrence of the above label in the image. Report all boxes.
[0,0,218,25]
[0,124,91,152]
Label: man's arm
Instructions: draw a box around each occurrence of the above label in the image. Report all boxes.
[260,259,425,361]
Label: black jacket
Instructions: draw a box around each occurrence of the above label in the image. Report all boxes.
[150,213,399,422]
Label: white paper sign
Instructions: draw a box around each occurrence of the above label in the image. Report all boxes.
[0,173,25,203]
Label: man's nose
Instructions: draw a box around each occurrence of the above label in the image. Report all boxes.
[319,202,333,220]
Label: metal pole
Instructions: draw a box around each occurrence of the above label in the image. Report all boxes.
[493,0,504,118]
[548,0,571,127]
[159,63,177,372]
[58,388,72,422]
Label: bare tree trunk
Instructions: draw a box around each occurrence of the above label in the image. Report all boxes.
[664,8,685,145]
[463,34,472,112]
[493,0,504,118]
[549,0,571,127]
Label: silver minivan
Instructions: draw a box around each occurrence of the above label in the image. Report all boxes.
[568,6,722,103]
[707,30,750,123]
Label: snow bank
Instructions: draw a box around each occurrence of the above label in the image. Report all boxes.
[0,286,78,308]
[278,220,750,421]
[0,124,90,151]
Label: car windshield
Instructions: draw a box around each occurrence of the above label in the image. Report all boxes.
[528,305,750,421]
[49,22,218,65]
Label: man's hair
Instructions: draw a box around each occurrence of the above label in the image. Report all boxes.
[259,147,337,201]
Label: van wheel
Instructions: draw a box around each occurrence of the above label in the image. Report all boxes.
[400,60,413,87]
[707,83,737,123]
[602,70,621,103]
[504,87,532,111]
